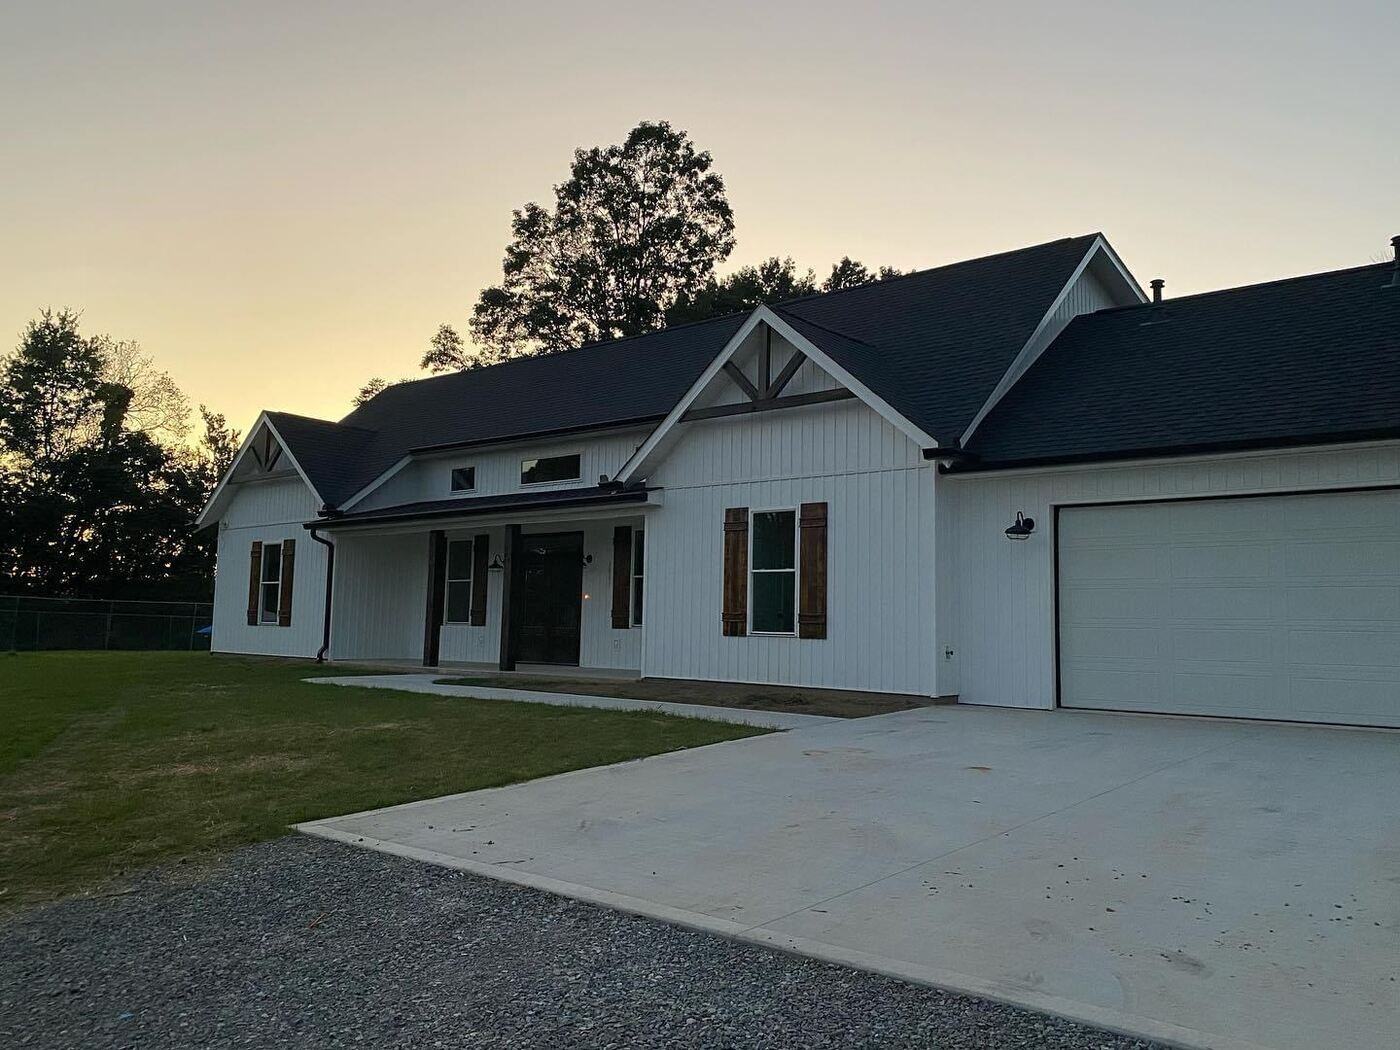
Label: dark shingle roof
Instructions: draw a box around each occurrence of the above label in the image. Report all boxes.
[961,263,1400,469]
[258,236,1102,508]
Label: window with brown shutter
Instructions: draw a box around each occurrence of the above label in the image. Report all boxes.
[470,534,489,626]
[246,541,263,625]
[722,507,749,636]
[611,525,632,629]
[277,538,296,627]
[798,502,827,639]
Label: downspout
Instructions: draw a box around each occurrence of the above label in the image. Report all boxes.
[309,526,335,663]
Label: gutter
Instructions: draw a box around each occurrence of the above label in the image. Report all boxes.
[309,526,335,663]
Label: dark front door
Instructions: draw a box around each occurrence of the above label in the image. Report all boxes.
[516,532,584,665]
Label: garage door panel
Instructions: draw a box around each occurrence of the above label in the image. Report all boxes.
[1284,539,1400,577]
[1059,490,1400,728]
[1285,585,1400,622]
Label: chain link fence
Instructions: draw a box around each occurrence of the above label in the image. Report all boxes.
[0,596,214,652]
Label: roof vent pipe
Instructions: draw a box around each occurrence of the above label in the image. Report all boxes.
[1150,278,1165,305]
[1390,236,1400,288]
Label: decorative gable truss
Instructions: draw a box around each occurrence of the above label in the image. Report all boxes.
[614,306,940,485]
[194,412,326,528]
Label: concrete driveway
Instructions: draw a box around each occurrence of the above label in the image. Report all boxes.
[299,705,1400,1050]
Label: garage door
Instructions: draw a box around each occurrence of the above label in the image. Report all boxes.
[1057,489,1400,727]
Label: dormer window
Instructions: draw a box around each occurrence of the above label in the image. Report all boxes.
[450,466,476,492]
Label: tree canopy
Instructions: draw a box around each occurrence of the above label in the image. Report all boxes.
[0,310,233,600]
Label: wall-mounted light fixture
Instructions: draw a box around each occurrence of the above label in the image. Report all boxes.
[1005,511,1036,541]
[582,553,593,567]
[488,554,505,571]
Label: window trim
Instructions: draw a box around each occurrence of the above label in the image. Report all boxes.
[258,541,282,625]
[442,537,475,625]
[519,451,582,487]
[630,528,645,627]
[747,507,799,637]
[449,465,477,493]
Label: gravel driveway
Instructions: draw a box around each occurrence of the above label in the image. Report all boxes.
[1,836,1160,1049]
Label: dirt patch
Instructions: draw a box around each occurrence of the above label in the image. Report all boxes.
[433,674,950,719]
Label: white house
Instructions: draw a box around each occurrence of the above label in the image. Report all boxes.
[197,233,1400,729]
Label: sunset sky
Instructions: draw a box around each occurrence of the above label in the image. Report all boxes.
[2,1,1396,432]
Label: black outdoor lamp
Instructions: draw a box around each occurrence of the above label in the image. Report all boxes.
[488,554,505,571]
[1004,511,1036,541]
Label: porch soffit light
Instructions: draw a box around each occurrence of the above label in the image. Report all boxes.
[1005,511,1036,541]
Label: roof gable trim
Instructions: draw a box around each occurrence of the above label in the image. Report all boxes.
[193,412,326,528]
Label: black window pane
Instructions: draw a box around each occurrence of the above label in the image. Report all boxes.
[446,540,472,579]
[262,543,281,583]
[752,511,795,570]
[520,453,581,485]
[632,577,644,626]
[633,530,644,569]
[261,582,279,621]
[450,467,475,491]
[445,580,473,623]
[752,571,795,633]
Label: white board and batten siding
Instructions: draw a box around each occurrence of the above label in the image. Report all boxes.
[353,429,650,512]
[212,476,327,657]
[644,388,940,696]
[941,442,1400,714]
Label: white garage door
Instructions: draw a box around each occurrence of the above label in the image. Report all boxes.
[1058,489,1400,727]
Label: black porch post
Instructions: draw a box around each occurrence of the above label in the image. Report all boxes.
[498,524,522,671]
[423,530,446,666]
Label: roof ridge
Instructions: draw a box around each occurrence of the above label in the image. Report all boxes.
[765,233,1102,311]
[1084,259,1392,318]
[267,410,377,434]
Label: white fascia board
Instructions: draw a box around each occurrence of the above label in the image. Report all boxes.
[193,412,325,528]
[337,455,412,512]
[958,236,1148,448]
[614,306,938,484]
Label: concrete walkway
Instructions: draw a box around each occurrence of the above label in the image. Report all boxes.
[306,673,838,730]
[298,704,1400,1050]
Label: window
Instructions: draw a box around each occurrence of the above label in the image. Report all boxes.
[450,466,476,492]
[443,539,473,624]
[260,542,282,624]
[520,453,581,485]
[631,530,645,627]
[750,510,797,634]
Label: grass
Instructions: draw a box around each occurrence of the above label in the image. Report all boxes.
[0,652,765,912]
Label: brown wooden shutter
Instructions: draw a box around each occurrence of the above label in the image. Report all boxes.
[277,538,296,627]
[798,502,827,639]
[470,534,490,626]
[611,525,633,629]
[722,507,749,637]
[246,541,263,625]
[423,530,447,666]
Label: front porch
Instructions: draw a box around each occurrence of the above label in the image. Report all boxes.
[318,491,649,675]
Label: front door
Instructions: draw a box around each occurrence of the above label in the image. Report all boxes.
[516,532,584,665]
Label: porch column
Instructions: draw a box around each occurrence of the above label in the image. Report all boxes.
[422,530,446,666]
[498,524,522,671]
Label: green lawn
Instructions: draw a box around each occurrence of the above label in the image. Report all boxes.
[0,652,765,911]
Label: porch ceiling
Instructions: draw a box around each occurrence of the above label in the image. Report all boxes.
[305,485,648,532]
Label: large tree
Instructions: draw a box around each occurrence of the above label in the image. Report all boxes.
[431,121,734,370]
[667,256,903,325]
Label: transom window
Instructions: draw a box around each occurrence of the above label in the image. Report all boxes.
[259,542,282,624]
[520,453,580,485]
[750,510,797,634]
[450,466,476,492]
[631,530,645,627]
[443,539,473,624]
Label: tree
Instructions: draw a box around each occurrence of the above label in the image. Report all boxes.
[96,335,191,444]
[823,257,903,292]
[666,256,903,325]
[465,120,735,359]
[353,377,388,407]
[0,309,105,466]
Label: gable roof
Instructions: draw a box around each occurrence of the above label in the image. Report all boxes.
[215,234,1107,514]
[959,262,1400,470]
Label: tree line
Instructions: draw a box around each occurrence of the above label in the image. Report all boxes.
[357,120,901,403]
[0,310,239,600]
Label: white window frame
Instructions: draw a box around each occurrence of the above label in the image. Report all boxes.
[748,507,799,637]
[519,451,582,487]
[449,465,476,493]
[630,529,645,627]
[259,541,283,625]
[442,538,474,625]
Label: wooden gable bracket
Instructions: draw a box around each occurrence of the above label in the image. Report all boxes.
[684,324,854,423]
